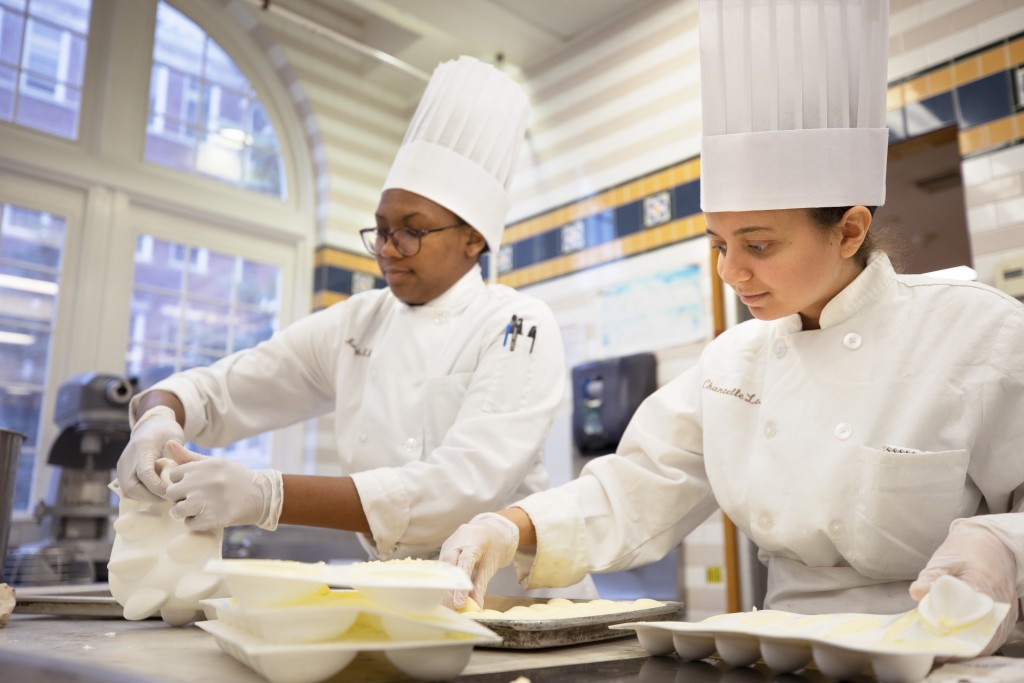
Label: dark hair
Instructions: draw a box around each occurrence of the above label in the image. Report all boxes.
[808,206,900,268]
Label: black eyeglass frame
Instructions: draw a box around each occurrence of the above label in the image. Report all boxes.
[359,222,466,257]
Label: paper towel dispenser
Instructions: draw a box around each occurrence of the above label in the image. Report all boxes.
[571,353,657,456]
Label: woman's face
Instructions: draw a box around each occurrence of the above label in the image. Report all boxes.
[704,208,867,329]
[373,189,485,305]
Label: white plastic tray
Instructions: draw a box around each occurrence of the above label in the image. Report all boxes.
[203,558,471,611]
[197,618,501,683]
[613,601,1009,683]
[201,592,498,644]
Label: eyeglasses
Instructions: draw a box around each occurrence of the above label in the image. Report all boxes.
[359,222,465,257]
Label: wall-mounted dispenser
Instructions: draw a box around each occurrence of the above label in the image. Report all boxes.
[571,352,657,456]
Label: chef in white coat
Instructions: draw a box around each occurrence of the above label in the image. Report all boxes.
[440,0,1024,652]
[115,56,572,572]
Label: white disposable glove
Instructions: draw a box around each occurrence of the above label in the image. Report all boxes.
[910,517,1020,655]
[439,512,519,609]
[163,441,283,532]
[116,405,186,502]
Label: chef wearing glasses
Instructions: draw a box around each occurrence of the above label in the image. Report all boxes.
[116,57,589,599]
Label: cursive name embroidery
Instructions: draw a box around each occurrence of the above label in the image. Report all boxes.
[346,337,372,357]
[703,379,761,405]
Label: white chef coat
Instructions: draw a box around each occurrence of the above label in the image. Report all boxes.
[144,265,565,560]
[514,252,1024,614]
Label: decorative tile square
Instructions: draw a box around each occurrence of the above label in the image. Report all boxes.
[561,220,585,253]
[352,271,375,294]
[497,244,514,274]
[643,191,672,228]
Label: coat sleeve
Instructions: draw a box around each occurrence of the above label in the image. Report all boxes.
[136,303,350,446]
[512,361,719,589]
[968,304,1024,597]
[350,297,568,556]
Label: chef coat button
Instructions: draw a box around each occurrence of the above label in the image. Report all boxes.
[763,421,777,439]
[828,520,843,538]
[842,333,862,350]
[403,437,418,453]
[357,433,368,444]
[834,422,852,440]
[772,339,787,358]
[758,513,774,530]
[433,313,447,325]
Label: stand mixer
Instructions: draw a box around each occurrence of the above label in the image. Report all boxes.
[6,373,135,585]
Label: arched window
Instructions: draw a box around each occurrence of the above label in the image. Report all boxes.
[145,1,285,198]
[0,0,91,139]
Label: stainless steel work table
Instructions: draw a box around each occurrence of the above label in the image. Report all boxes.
[0,612,891,683]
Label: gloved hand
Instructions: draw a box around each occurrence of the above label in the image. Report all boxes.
[116,405,186,502]
[163,441,283,532]
[910,517,1020,655]
[439,512,519,609]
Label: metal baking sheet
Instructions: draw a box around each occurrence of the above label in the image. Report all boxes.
[470,597,684,649]
[13,583,125,618]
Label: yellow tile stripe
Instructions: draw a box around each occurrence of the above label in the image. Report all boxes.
[498,214,708,289]
[503,158,700,243]
[892,37,1024,110]
[315,248,381,275]
[312,290,348,310]
[958,111,1024,156]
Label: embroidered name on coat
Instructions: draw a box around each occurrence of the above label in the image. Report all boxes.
[346,338,372,357]
[703,379,761,404]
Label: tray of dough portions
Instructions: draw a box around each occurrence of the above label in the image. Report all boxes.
[610,576,1009,683]
[461,595,684,649]
[196,558,501,682]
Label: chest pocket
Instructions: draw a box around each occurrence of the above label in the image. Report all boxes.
[421,373,473,457]
[842,446,968,579]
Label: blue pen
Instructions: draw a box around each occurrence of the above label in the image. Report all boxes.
[503,323,512,347]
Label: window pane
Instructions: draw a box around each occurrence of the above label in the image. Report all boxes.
[182,298,230,356]
[0,11,26,67]
[0,201,66,513]
[146,1,284,197]
[152,2,202,76]
[205,40,245,91]
[0,64,12,118]
[188,248,233,301]
[132,236,184,291]
[0,0,90,139]
[1,205,65,268]
[129,290,181,348]
[15,78,80,138]
[127,343,177,390]
[237,260,279,308]
[233,310,275,350]
[29,0,90,34]
[0,322,49,384]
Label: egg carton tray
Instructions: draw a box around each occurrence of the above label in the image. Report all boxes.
[198,618,500,683]
[612,603,1008,683]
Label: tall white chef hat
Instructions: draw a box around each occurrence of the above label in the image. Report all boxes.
[382,55,530,254]
[699,0,890,211]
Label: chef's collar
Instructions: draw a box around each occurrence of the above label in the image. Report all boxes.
[820,251,895,328]
[773,251,894,334]
[408,263,484,312]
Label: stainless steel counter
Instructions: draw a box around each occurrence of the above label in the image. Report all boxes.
[5,612,1022,682]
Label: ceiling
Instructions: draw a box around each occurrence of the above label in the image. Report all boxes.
[252,0,664,103]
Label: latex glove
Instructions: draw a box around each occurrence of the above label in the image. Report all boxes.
[910,517,1020,655]
[439,512,519,610]
[116,405,186,502]
[163,441,283,532]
